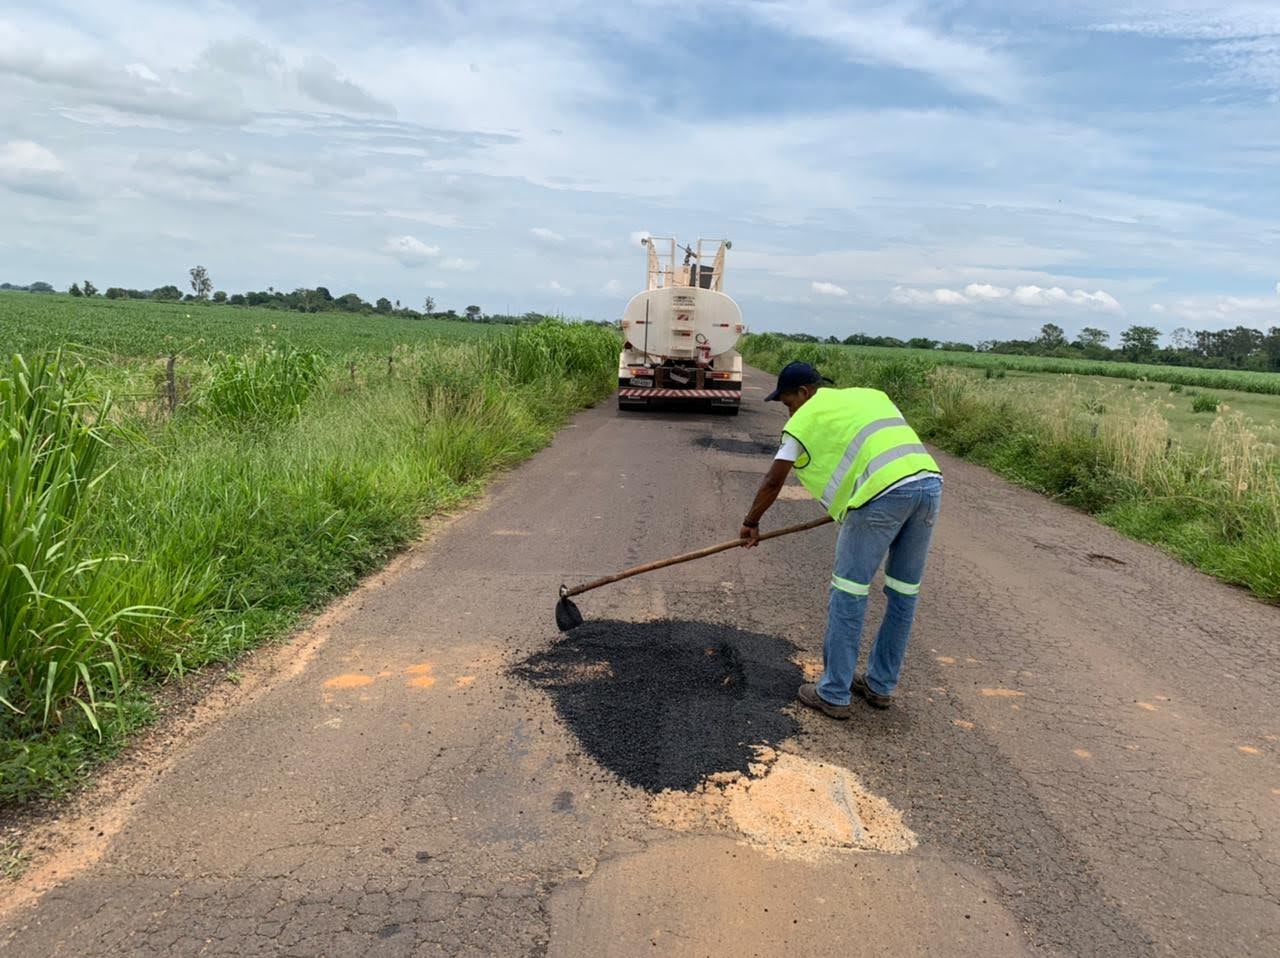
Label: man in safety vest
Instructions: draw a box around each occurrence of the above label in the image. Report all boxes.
[740,361,943,718]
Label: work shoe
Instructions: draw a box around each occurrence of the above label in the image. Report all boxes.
[853,674,892,709]
[797,683,851,720]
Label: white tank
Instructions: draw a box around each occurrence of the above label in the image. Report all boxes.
[621,286,743,360]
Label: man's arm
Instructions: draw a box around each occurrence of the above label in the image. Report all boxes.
[740,458,793,548]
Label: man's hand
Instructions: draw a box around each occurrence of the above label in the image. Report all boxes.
[740,459,791,550]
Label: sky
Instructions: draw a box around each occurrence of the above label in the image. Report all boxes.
[1,0,1278,343]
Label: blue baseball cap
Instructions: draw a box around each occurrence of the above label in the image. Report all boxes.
[764,361,834,401]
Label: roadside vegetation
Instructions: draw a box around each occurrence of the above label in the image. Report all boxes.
[776,318,1280,382]
[742,334,1280,605]
[826,342,1280,396]
[1,297,617,804]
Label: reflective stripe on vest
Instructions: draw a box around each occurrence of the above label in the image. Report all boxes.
[831,573,870,596]
[855,443,930,492]
[884,575,921,595]
[821,416,906,506]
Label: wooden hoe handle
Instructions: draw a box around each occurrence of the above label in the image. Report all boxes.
[561,514,834,599]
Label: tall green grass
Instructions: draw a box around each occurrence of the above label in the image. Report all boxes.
[742,335,1280,604]
[1,321,619,803]
[0,355,162,738]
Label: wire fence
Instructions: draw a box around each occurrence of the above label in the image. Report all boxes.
[107,352,408,415]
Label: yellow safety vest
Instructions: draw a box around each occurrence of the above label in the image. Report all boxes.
[783,387,939,521]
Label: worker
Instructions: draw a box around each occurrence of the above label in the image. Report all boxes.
[740,361,942,718]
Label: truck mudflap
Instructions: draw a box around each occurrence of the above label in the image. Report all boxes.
[617,388,741,400]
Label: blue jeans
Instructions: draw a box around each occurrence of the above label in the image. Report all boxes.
[817,476,942,706]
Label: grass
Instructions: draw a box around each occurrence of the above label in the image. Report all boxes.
[819,341,1280,396]
[945,368,1280,451]
[742,335,1280,605]
[1,307,619,805]
[2,839,25,880]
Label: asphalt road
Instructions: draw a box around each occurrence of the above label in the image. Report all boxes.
[2,365,1277,957]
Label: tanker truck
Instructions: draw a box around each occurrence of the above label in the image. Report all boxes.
[616,236,745,414]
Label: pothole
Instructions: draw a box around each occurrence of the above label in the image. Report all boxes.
[651,748,916,861]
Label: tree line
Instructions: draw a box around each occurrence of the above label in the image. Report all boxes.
[778,321,1280,373]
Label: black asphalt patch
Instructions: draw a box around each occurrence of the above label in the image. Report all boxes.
[692,435,778,456]
[514,619,802,792]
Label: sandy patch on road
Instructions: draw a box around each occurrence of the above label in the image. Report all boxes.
[651,748,916,861]
[981,688,1025,698]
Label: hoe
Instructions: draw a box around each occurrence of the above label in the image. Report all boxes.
[555,515,833,631]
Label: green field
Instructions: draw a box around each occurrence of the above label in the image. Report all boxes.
[2,294,619,803]
[827,341,1280,396]
[0,291,493,361]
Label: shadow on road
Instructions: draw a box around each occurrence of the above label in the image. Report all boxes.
[513,620,801,792]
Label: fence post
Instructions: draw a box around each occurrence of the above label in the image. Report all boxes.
[388,355,394,378]
[349,361,356,383]
[165,354,177,412]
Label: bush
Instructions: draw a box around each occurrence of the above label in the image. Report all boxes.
[200,344,325,423]
[1190,393,1220,413]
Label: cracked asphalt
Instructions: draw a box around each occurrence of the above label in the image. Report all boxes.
[2,365,1277,957]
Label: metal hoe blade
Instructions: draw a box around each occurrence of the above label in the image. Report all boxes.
[555,587,584,632]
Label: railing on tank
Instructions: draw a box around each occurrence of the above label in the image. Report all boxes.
[641,237,731,292]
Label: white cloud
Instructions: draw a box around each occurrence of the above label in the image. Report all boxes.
[124,62,159,83]
[811,281,849,297]
[138,149,242,182]
[381,235,440,266]
[0,140,81,201]
[743,0,1023,102]
[440,257,477,271]
[1151,303,1167,313]
[1152,293,1280,327]
[386,209,463,228]
[602,278,625,295]
[889,283,1123,313]
[545,279,574,295]
[962,283,1011,301]
[1011,285,1123,311]
[1086,2,1280,94]
[531,227,565,244]
[0,46,251,125]
[294,55,395,116]
[0,140,62,174]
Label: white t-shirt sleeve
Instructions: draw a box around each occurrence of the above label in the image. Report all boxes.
[775,435,805,463]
